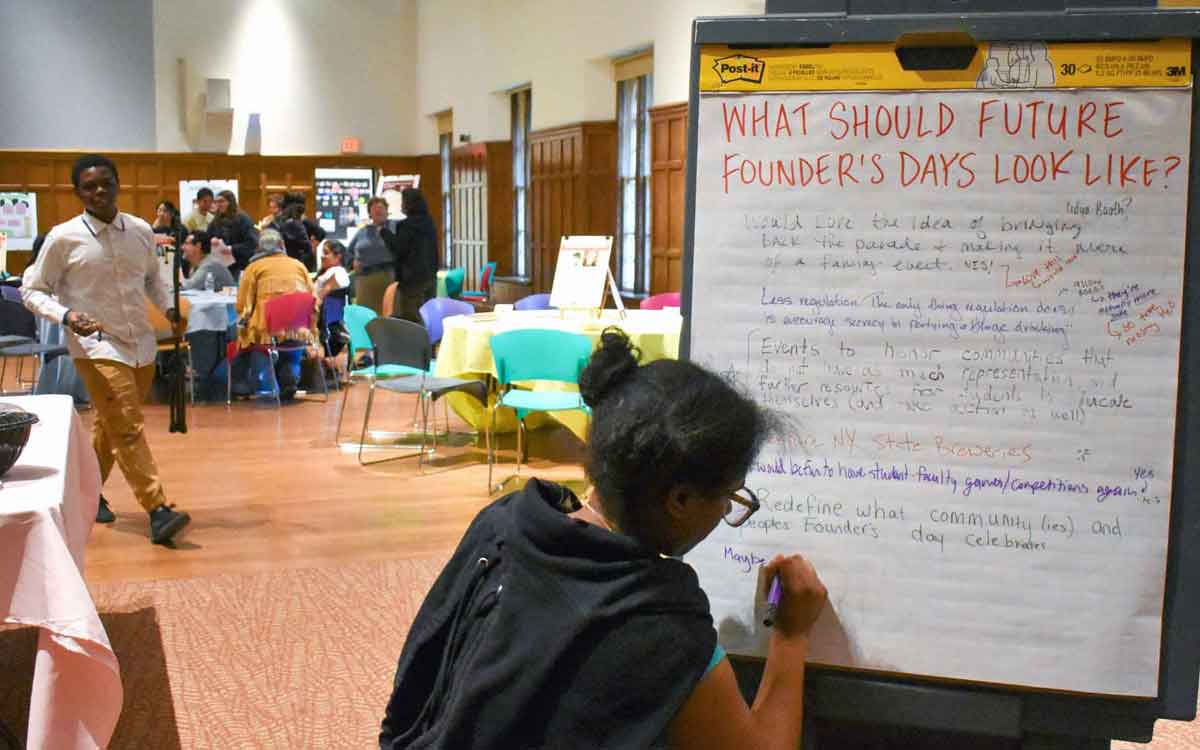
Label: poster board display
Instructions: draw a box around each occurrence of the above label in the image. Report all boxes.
[0,192,38,251]
[178,180,238,224]
[548,236,614,310]
[686,37,1191,698]
[379,174,420,220]
[314,167,375,240]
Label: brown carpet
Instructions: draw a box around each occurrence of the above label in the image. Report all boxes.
[2,554,447,749]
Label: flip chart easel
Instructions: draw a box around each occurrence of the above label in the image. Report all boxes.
[682,3,1200,746]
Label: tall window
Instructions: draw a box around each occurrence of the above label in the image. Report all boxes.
[511,89,532,278]
[616,73,652,295]
[440,132,453,267]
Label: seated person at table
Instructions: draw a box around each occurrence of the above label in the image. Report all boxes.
[181,230,235,292]
[316,240,351,378]
[316,240,351,300]
[379,328,827,750]
[232,229,318,401]
[151,199,185,252]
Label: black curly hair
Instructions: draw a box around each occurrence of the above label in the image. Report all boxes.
[579,327,772,538]
[71,154,118,188]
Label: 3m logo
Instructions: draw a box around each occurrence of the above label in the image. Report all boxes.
[712,54,766,85]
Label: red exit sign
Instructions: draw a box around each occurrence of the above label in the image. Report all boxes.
[340,137,361,154]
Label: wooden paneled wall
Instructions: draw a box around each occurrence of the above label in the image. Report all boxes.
[0,151,436,269]
[449,141,512,287]
[527,122,617,293]
[0,108,683,294]
[650,103,688,295]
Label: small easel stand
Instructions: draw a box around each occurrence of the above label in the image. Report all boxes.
[550,235,626,322]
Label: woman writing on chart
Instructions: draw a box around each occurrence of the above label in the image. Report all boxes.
[380,328,827,750]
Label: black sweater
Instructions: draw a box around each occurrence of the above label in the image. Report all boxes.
[379,479,716,750]
[382,213,438,288]
[209,211,260,272]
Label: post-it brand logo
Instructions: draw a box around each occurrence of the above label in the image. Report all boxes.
[713,54,766,84]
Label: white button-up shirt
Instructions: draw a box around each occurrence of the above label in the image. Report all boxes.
[23,211,172,367]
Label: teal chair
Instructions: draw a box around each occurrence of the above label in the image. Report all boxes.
[444,267,466,299]
[335,304,429,444]
[486,329,594,490]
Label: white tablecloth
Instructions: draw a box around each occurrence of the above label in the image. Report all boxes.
[0,395,119,749]
[181,289,237,333]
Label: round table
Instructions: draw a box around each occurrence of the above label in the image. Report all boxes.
[180,289,238,333]
[433,308,682,437]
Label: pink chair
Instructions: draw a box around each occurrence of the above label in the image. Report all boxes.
[640,292,681,310]
[232,291,325,406]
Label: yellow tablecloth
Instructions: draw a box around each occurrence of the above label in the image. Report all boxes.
[434,309,682,437]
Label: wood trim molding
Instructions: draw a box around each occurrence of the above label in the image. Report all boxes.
[649,102,688,118]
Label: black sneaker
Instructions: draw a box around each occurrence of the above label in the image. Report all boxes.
[149,504,191,545]
[96,495,115,524]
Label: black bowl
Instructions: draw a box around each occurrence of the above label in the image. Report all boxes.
[0,404,38,477]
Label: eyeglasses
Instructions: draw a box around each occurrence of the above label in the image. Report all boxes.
[723,486,760,527]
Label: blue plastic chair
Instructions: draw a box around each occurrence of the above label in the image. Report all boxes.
[513,293,553,311]
[486,329,593,490]
[321,295,346,327]
[335,304,427,444]
[419,297,475,345]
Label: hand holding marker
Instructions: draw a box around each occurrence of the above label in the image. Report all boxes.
[761,554,828,632]
[763,575,783,627]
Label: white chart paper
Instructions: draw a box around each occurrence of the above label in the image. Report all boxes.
[687,88,1190,695]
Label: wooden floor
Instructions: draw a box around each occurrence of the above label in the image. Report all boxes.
[81,385,589,585]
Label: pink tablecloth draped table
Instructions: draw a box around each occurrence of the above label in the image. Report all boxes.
[0,394,120,749]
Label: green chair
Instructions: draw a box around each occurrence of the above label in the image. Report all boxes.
[461,261,497,303]
[486,329,594,491]
[334,304,429,444]
[444,267,466,299]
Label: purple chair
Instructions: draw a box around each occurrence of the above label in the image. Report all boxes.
[0,286,22,303]
[419,297,474,345]
[514,293,553,311]
[640,292,681,310]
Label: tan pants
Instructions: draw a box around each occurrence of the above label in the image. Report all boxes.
[75,359,166,513]
[355,268,395,315]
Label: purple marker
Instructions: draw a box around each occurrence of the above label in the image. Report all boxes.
[763,575,783,627]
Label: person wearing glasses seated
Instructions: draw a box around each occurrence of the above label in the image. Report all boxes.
[380,328,827,750]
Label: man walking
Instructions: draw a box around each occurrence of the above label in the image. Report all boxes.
[23,154,191,544]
